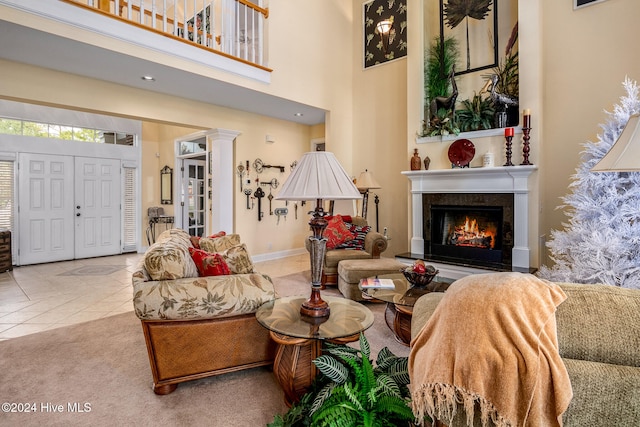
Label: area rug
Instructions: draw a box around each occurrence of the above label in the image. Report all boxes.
[0,271,409,426]
[57,265,127,276]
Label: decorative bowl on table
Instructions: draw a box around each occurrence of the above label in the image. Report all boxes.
[401,262,439,289]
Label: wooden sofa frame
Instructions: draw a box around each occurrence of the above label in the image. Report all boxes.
[141,313,275,395]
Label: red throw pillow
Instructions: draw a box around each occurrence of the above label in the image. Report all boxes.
[188,247,231,276]
[208,231,227,239]
[324,215,355,249]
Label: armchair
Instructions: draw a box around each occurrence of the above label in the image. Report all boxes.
[304,216,388,286]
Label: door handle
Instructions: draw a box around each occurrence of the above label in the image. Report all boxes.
[76,213,81,217]
[77,206,81,209]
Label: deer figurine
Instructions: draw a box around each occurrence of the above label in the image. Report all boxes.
[429,66,458,124]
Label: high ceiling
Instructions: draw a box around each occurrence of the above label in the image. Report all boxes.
[0,19,327,126]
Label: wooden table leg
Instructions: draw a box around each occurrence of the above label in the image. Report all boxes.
[269,332,360,406]
[384,303,413,346]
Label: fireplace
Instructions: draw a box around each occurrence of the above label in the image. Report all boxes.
[424,194,514,269]
[401,166,537,277]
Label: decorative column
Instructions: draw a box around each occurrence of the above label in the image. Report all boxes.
[208,128,241,234]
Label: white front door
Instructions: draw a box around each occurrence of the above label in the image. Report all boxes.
[18,153,75,264]
[18,153,121,265]
[74,157,121,258]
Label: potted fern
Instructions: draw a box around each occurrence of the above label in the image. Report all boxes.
[456,93,495,132]
[269,333,424,427]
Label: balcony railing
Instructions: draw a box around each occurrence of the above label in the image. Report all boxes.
[63,0,269,70]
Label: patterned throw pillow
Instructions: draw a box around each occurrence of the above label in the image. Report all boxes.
[208,231,226,239]
[145,235,199,280]
[324,215,355,249]
[199,234,241,253]
[335,223,371,250]
[218,244,255,274]
[188,247,231,276]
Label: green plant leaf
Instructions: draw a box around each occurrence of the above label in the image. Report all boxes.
[313,355,349,384]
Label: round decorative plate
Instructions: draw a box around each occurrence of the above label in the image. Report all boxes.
[448,139,475,167]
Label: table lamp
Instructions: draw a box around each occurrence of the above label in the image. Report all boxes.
[276,152,361,318]
[356,169,381,220]
[591,113,640,172]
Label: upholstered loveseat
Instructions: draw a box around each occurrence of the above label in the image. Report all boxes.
[410,279,640,427]
[132,229,276,394]
[304,215,388,286]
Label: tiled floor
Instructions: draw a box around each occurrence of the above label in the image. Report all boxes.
[0,252,309,341]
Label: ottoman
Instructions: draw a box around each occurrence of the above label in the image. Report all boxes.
[337,258,407,301]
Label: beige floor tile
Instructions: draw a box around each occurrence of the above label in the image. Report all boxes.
[0,251,307,340]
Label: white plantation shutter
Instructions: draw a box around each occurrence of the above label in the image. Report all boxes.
[122,166,136,252]
[0,160,13,232]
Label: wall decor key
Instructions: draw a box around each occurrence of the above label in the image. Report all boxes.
[267,190,274,215]
[243,188,252,209]
[254,187,265,221]
[253,158,285,173]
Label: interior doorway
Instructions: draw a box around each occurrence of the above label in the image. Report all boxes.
[181,158,206,237]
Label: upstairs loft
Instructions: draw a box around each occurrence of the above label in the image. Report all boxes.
[0,0,271,83]
[0,0,327,125]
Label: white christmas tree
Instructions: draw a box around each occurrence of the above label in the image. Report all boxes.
[538,78,640,289]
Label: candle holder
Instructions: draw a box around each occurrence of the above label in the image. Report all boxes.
[521,115,532,165]
[504,135,514,166]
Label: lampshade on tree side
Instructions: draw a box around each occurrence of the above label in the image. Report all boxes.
[276,152,361,317]
[591,113,640,172]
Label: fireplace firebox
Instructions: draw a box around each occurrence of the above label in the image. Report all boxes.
[423,193,514,270]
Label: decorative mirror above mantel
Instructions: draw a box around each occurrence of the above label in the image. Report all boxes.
[160,165,173,205]
[421,0,519,139]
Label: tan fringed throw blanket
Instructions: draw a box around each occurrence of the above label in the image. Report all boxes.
[409,272,573,427]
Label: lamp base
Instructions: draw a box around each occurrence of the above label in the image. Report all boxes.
[300,288,330,318]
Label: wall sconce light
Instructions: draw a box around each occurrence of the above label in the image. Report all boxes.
[375,18,393,53]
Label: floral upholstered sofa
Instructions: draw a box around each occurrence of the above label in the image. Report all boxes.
[132,228,276,394]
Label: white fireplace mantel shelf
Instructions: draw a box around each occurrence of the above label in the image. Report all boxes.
[401,165,537,194]
[401,165,538,276]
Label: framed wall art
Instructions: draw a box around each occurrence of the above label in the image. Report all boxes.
[440,0,498,75]
[363,0,408,68]
[574,0,608,9]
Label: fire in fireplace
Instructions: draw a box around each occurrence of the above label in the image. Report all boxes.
[446,215,498,249]
[423,193,514,270]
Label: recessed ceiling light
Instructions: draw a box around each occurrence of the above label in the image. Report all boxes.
[141,75,156,82]
[294,112,303,117]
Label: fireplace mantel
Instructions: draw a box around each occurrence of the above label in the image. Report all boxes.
[401,166,537,275]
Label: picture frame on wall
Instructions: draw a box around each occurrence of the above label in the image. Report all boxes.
[574,0,608,9]
[440,0,498,76]
[363,0,408,69]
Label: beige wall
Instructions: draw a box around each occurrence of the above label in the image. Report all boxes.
[350,1,408,256]
[539,0,640,264]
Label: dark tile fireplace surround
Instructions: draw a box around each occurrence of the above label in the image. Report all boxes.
[423,193,514,271]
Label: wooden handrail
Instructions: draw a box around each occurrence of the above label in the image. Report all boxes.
[237,0,269,18]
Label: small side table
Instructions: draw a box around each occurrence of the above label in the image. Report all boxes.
[360,274,452,346]
[256,295,374,406]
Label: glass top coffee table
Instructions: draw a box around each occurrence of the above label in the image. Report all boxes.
[359,273,453,346]
[256,295,373,405]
